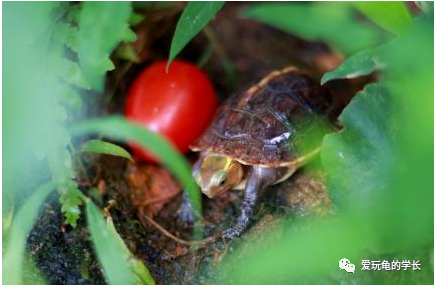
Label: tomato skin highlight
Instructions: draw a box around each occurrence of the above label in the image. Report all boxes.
[125,60,218,162]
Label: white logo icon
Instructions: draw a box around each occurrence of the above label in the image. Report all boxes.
[339,258,355,273]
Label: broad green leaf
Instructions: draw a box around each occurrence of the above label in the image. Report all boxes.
[77,2,133,91]
[243,2,380,55]
[70,116,202,219]
[86,201,136,285]
[80,139,133,161]
[380,15,434,250]
[106,217,155,285]
[321,44,387,84]
[168,1,225,67]
[3,182,56,285]
[322,83,396,216]
[352,2,412,35]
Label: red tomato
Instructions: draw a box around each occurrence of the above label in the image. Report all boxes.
[125,60,218,162]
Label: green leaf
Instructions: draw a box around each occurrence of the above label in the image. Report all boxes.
[60,187,85,228]
[59,86,83,110]
[3,182,56,285]
[168,1,225,67]
[243,2,380,55]
[77,2,133,91]
[129,12,145,25]
[352,1,413,35]
[53,22,79,52]
[80,139,133,161]
[2,191,14,234]
[53,57,92,90]
[70,116,202,220]
[322,83,396,216]
[122,26,138,42]
[86,201,136,285]
[106,217,155,285]
[321,44,387,84]
[416,1,434,14]
[66,4,81,24]
[117,43,140,63]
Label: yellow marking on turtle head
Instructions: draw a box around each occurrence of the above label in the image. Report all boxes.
[194,153,243,198]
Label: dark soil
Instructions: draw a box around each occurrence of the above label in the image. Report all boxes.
[27,2,370,284]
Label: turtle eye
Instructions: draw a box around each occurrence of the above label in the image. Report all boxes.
[212,170,227,188]
[218,177,227,186]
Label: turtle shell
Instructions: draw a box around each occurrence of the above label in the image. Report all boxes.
[190,67,335,167]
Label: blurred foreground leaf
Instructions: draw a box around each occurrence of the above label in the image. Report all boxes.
[80,139,133,161]
[321,44,387,84]
[168,1,225,67]
[219,11,433,285]
[243,2,380,54]
[380,15,434,250]
[78,2,134,91]
[3,182,56,285]
[416,1,434,14]
[86,201,136,285]
[71,116,202,220]
[352,1,412,35]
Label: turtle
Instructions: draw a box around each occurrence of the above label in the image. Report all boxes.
[189,66,337,239]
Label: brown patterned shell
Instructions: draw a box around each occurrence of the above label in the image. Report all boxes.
[190,67,335,167]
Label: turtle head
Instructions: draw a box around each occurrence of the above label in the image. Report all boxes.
[194,154,243,198]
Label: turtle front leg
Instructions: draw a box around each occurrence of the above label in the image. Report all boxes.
[222,166,288,240]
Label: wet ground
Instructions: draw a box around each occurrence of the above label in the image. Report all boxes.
[27,2,371,284]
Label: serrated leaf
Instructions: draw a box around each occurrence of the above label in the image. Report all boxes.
[70,116,202,221]
[321,44,387,84]
[352,2,412,35]
[53,22,78,52]
[80,139,133,161]
[77,2,133,91]
[53,57,91,89]
[168,1,225,67]
[243,2,381,55]
[3,182,56,285]
[65,210,80,228]
[59,86,83,110]
[129,12,145,25]
[122,27,137,42]
[60,187,85,227]
[66,4,81,24]
[98,57,115,72]
[117,43,140,63]
[86,201,136,285]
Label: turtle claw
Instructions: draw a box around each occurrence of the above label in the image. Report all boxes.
[222,225,244,241]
